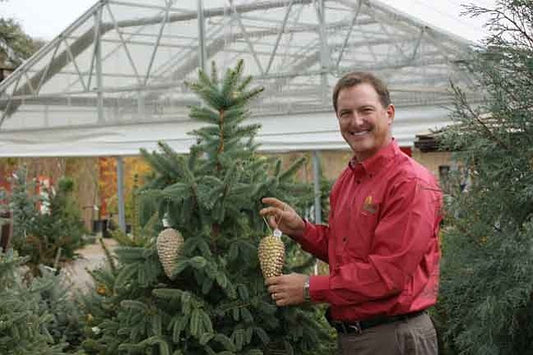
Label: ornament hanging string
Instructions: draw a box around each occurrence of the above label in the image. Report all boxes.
[262,204,286,237]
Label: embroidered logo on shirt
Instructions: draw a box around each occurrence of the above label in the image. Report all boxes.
[363,195,378,214]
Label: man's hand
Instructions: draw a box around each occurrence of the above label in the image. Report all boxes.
[259,197,305,238]
[265,273,309,306]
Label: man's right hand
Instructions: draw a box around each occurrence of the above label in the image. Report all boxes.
[259,197,306,238]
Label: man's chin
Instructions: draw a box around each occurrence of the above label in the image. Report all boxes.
[348,140,371,151]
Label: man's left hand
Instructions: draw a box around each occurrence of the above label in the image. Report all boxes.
[265,273,308,306]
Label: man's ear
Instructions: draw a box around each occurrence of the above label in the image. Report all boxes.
[386,104,395,125]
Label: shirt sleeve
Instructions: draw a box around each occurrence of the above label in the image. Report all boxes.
[291,219,330,263]
[289,174,346,263]
[309,177,441,306]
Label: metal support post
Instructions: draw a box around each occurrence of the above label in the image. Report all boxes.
[312,150,322,275]
[116,156,126,232]
[197,0,207,72]
[312,150,322,224]
[95,7,105,123]
[316,0,330,104]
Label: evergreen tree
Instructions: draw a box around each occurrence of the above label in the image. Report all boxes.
[9,166,39,250]
[0,248,67,354]
[437,1,533,354]
[34,177,87,261]
[81,60,333,354]
[8,169,87,274]
[0,17,42,67]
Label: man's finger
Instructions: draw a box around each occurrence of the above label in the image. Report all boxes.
[265,276,281,286]
[261,197,285,209]
[268,215,278,229]
[259,206,282,217]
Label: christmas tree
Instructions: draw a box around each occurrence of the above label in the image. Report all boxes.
[7,168,86,274]
[81,60,333,354]
[0,248,69,354]
[436,1,533,354]
[9,166,39,250]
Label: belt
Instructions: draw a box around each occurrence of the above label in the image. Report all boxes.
[326,309,426,334]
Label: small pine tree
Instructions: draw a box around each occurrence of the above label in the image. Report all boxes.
[8,173,87,274]
[9,166,39,249]
[436,1,533,354]
[35,177,87,260]
[0,249,68,354]
[81,60,334,354]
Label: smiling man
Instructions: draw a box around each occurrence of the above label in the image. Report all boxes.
[260,72,443,355]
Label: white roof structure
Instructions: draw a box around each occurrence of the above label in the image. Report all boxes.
[0,0,481,157]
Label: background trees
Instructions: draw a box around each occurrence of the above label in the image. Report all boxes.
[437,1,533,354]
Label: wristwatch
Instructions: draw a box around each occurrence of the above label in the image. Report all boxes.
[303,276,311,302]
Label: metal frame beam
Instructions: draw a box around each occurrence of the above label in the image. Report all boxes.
[335,0,362,70]
[0,0,479,133]
[0,0,314,122]
[265,0,294,74]
[105,3,143,85]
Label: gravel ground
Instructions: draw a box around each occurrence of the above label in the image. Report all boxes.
[62,238,118,291]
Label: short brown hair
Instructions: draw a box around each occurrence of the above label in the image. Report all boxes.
[332,72,391,113]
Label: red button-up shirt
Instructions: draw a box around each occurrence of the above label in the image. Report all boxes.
[296,140,442,321]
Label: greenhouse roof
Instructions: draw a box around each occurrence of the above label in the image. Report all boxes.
[0,0,481,157]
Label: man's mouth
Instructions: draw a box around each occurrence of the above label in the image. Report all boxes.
[350,130,370,136]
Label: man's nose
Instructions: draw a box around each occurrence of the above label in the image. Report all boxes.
[347,112,365,126]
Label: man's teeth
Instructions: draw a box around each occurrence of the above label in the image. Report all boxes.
[351,131,368,136]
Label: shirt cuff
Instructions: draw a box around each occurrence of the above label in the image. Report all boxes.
[299,218,315,239]
[309,275,330,303]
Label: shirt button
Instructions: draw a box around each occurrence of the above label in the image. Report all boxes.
[343,236,347,243]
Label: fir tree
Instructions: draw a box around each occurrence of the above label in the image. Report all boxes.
[437,1,533,354]
[34,177,87,262]
[81,60,333,354]
[0,248,68,354]
[9,166,39,250]
[8,171,87,274]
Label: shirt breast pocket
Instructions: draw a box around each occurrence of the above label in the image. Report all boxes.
[345,203,381,258]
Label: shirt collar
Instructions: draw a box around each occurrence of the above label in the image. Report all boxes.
[348,139,400,176]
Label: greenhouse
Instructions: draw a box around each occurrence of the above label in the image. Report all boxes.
[0,0,480,157]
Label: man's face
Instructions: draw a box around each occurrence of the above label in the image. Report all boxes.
[336,83,395,162]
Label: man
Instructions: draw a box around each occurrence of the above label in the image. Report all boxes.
[260,72,442,354]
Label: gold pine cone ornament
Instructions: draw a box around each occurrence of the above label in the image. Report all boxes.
[258,228,285,279]
[156,227,184,279]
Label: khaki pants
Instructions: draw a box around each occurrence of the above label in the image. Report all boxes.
[337,312,438,355]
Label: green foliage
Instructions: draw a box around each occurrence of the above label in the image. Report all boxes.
[7,169,87,274]
[0,17,42,67]
[436,1,533,354]
[9,166,39,246]
[0,248,69,354]
[34,177,87,259]
[36,267,85,352]
[81,60,334,354]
